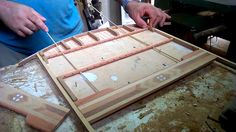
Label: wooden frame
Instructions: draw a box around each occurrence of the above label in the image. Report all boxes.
[17,25,236,131]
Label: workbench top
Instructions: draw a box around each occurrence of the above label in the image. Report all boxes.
[0,59,235,131]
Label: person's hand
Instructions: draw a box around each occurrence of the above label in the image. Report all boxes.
[126,1,171,28]
[0,1,48,37]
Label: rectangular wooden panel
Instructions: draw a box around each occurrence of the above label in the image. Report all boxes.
[35,25,224,131]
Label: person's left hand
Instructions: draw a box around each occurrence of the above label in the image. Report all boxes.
[126,1,171,28]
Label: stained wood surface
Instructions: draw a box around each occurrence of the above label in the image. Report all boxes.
[0,82,70,132]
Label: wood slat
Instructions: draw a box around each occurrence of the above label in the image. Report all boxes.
[71,37,84,46]
[107,28,119,36]
[60,41,71,50]
[88,32,100,41]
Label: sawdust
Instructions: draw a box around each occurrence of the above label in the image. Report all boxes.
[134,94,225,131]
[138,109,153,119]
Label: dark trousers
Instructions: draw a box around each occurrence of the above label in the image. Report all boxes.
[0,43,27,68]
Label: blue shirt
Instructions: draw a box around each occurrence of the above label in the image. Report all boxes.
[0,0,83,55]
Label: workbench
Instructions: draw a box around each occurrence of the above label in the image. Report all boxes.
[0,26,236,131]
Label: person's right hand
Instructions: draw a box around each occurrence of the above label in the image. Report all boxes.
[0,1,48,37]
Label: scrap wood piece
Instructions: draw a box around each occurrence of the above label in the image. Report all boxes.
[0,82,70,132]
[61,38,173,79]
[78,52,217,123]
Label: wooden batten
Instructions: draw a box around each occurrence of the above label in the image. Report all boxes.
[60,41,71,50]
[57,77,78,101]
[123,25,135,32]
[88,32,100,41]
[38,51,49,64]
[61,38,173,79]
[107,27,119,36]
[72,37,84,46]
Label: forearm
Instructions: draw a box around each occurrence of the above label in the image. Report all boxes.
[0,1,9,19]
[0,1,48,37]
[117,0,138,8]
[0,1,17,21]
[118,0,171,28]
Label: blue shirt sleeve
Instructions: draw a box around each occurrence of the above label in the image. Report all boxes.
[0,0,84,55]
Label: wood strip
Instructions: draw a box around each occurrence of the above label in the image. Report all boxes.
[60,41,71,50]
[80,52,217,123]
[61,38,173,79]
[88,32,100,41]
[17,54,38,67]
[0,82,70,132]
[39,52,49,64]
[107,27,119,36]
[74,88,114,106]
[214,61,236,74]
[57,77,78,101]
[71,37,84,45]
[46,29,146,59]
[123,25,135,32]
[80,73,99,93]
[181,49,203,60]
[36,53,95,132]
